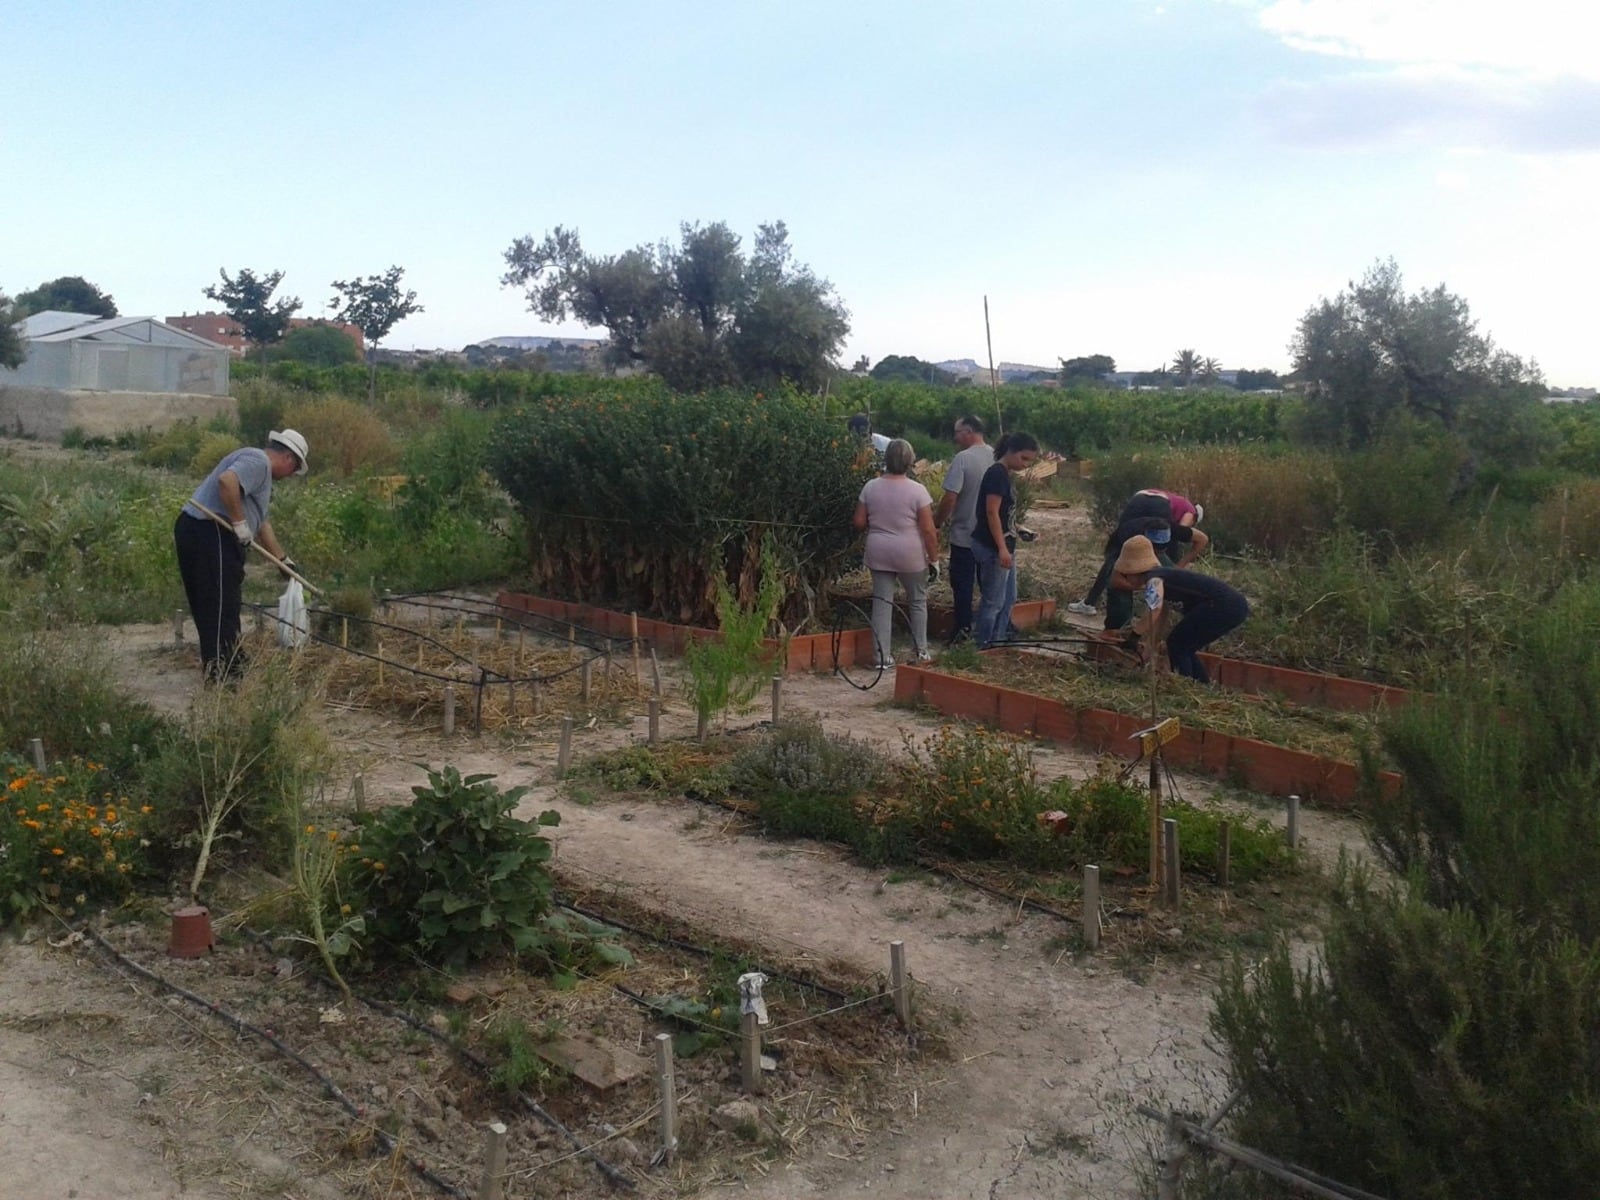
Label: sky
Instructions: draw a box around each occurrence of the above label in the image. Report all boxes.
[3,0,1596,385]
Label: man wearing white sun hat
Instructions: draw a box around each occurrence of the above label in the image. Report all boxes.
[174,429,309,681]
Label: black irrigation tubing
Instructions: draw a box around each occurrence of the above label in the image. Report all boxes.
[230,923,635,1191]
[553,897,853,1005]
[380,591,614,650]
[77,923,472,1200]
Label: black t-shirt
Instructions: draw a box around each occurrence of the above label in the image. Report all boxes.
[973,463,1015,552]
[1150,567,1247,613]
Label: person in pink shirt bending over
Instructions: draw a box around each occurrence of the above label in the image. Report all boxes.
[853,438,941,670]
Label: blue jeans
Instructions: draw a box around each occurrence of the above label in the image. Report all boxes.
[948,544,977,640]
[971,541,1017,649]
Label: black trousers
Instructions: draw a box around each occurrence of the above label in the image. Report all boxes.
[174,514,247,677]
[948,544,977,639]
[1166,597,1250,683]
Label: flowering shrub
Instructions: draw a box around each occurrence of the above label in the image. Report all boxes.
[0,755,156,921]
[899,725,1057,863]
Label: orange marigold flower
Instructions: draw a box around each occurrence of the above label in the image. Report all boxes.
[104,809,117,822]
[22,819,41,830]
[51,847,64,856]
[36,803,50,812]
[139,805,153,815]
[89,827,103,838]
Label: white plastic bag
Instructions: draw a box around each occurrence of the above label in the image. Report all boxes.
[276,579,310,648]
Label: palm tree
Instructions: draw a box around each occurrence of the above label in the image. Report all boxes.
[1172,349,1200,387]
[1198,356,1221,384]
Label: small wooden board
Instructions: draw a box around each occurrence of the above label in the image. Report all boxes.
[536,1032,650,1091]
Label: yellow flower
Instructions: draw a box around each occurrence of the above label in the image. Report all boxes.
[139,805,153,815]
[51,847,64,856]
[104,808,117,822]
[89,827,103,838]
[339,903,352,915]
[22,819,40,830]
[326,830,339,842]
[35,803,50,812]
[305,824,316,835]
[372,861,386,872]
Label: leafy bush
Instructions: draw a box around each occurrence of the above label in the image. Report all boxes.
[352,767,562,967]
[0,755,158,922]
[488,389,867,626]
[897,724,1052,862]
[235,379,288,446]
[1208,589,1600,1199]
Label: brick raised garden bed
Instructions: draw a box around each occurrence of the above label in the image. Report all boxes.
[892,662,1402,808]
[496,592,1057,675]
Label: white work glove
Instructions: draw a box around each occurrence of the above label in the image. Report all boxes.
[232,520,252,548]
[928,562,942,585]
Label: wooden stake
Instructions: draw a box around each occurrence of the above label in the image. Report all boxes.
[889,940,912,1029]
[530,678,542,716]
[443,685,456,736]
[557,716,574,778]
[173,607,184,645]
[340,616,349,648]
[567,623,576,660]
[648,697,660,745]
[1286,794,1300,851]
[477,1121,508,1200]
[1217,821,1232,889]
[1082,864,1101,950]
[770,675,784,725]
[1163,818,1180,909]
[655,1033,678,1164]
[630,612,641,686]
[581,660,592,707]
[352,773,365,815]
[650,648,663,696]
[517,626,525,668]
[740,1011,763,1094]
[376,642,384,687]
[29,738,45,773]
[1148,753,1163,891]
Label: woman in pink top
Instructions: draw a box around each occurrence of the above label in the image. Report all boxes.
[853,438,940,669]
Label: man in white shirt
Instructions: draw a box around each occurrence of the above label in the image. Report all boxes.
[932,414,991,643]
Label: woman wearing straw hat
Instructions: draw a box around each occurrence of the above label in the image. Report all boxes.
[1110,534,1248,683]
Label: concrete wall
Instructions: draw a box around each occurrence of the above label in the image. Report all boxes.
[0,387,238,441]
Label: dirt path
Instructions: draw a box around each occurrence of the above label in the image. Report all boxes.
[4,623,1368,1200]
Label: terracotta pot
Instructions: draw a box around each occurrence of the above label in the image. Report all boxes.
[168,905,214,959]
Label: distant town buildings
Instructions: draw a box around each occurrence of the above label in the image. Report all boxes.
[165,312,365,357]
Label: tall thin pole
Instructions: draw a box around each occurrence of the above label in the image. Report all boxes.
[983,295,1004,435]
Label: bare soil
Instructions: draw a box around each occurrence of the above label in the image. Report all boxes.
[2,548,1368,1200]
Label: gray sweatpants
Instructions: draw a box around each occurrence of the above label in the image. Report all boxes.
[870,569,928,665]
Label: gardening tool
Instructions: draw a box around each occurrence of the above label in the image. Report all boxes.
[187,500,324,596]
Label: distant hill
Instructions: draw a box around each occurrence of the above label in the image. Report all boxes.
[477,335,606,351]
[935,358,1057,383]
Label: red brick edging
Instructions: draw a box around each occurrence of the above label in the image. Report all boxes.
[495,592,1057,675]
[891,663,1401,808]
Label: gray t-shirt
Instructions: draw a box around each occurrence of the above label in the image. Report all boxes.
[942,442,994,548]
[183,447,273,535]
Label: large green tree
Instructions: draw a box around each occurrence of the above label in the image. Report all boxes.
[1057,354,1116,385]
[1171,348,1201,387]
[329,265,424,399]
[0,292,25,368]
[501,219,849,392]
[262,322,362,367]
[1291,258,1543,452]
[203,267,301,356]
[14,275,118,319]
[873,355,957,386]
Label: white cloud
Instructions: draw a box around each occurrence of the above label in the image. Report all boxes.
[1256,0,1597,79]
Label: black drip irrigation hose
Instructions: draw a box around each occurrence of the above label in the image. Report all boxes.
[229,924,636,1191]
[77,923,472,1200]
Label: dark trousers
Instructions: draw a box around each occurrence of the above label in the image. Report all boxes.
[1166,598,1250,683]
[174,514,247,677]
[948,544,977,639]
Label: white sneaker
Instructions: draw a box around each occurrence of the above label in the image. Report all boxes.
[912,651,934,664]
[872,658,896,671]
[1066,601,1097,616]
